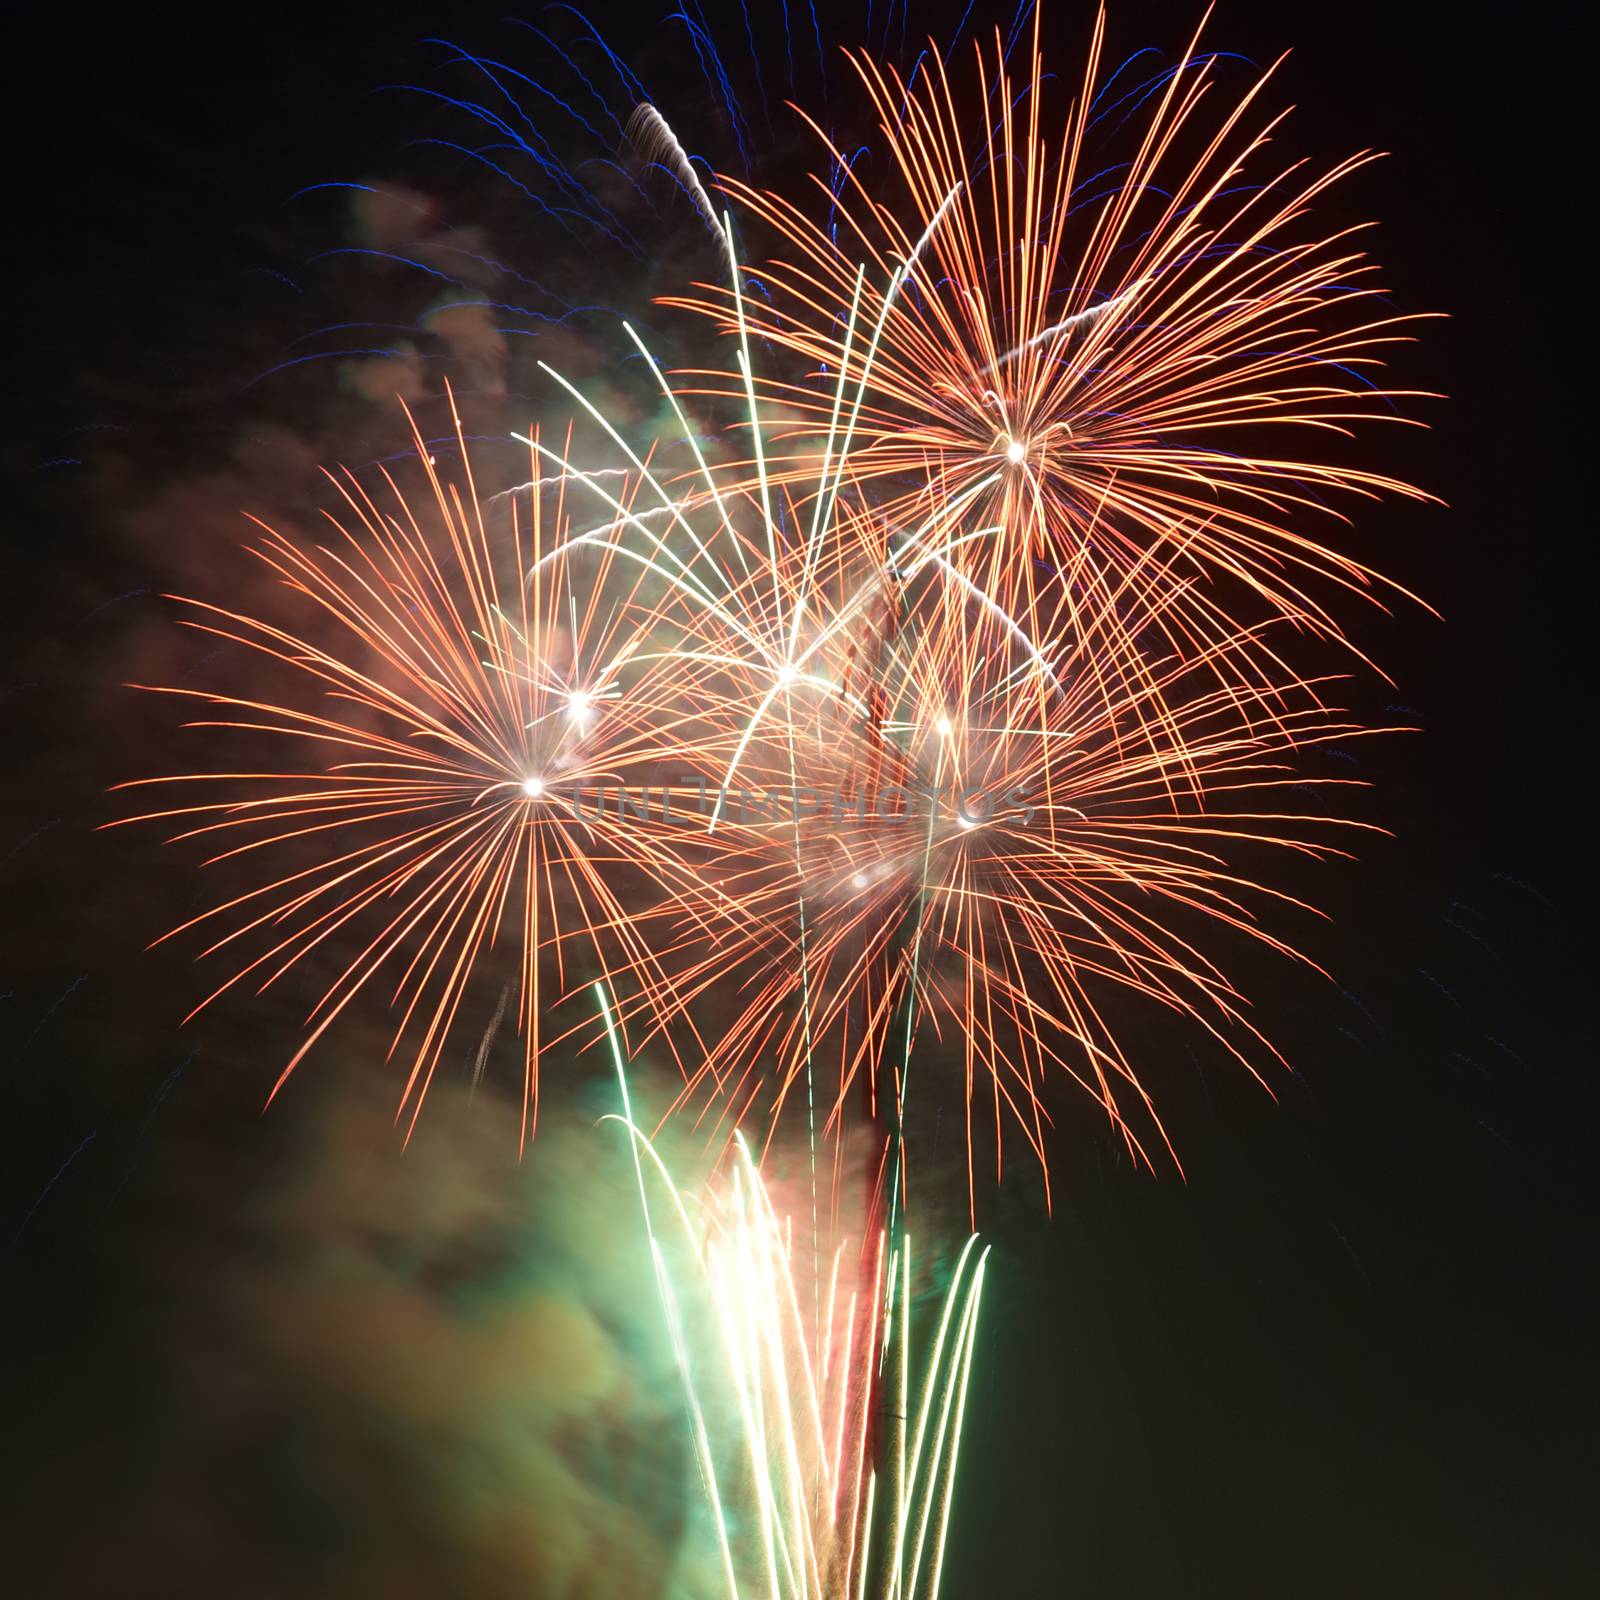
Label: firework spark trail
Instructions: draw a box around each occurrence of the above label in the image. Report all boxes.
[597,983,988,1600]
[984,284,1139,374]
[627,103,737,268]
[13,1128,96,1245]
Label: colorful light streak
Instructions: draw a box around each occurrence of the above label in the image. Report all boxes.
[600,984,989,1600]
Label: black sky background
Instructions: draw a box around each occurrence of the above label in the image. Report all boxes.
[2,1,1594,1594]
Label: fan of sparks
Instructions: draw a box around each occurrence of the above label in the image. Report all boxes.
[110,403,737,1146]
[602,988,989,1600]
[666,5,1436,711]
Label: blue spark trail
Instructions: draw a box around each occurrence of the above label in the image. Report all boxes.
[14,1130,96,1246]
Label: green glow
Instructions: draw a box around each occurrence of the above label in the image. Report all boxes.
[593,982,990,1599]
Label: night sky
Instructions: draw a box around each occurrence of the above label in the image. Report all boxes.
[3,2,1593,1594]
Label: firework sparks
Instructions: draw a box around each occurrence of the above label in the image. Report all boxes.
[90,11,1446,1597]
[109,399,729,1146]
[667,6,1438,711]
[114,9,1426,1208]
[529,257,1389,1213]
[664,566,1390,1213]
[627,102,736,268]
[599,984,988,1600]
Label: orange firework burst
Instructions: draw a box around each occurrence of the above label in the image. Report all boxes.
[110,402,727,1145]
[657,547,1384,1210]
[666,4,1437,710]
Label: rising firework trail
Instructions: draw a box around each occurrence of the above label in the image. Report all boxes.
[598,983,989,1600]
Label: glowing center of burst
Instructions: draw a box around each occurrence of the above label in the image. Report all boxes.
[1005,437,1027,465]
[568,691,591,720]
[521,775,546,799]
[777,664,798,686]
[935,715,954,737]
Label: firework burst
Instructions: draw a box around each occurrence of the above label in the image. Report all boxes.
[663,564,1388,1213]
[98,12,1444,1596]
[533,271,1389,1213]
[114,9,1426,1205]
[667,5,1437,711]
[110,401,729,1145]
